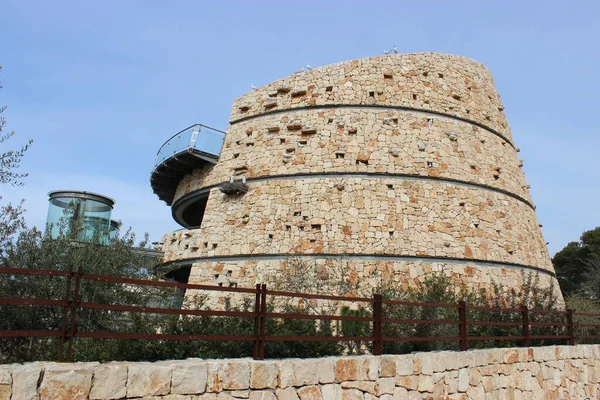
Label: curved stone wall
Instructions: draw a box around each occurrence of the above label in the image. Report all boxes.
[174,108,530,203]
[160,53,559,299]
[167,179,549,269]
[229,53,512,140]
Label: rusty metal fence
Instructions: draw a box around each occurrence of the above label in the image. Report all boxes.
[1,266,600,362]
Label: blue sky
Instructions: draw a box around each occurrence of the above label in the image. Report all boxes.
[1,1,599,255]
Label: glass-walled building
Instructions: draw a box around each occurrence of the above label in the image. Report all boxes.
[46,191,115,244]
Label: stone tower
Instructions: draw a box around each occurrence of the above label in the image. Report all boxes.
[152,53,561,300]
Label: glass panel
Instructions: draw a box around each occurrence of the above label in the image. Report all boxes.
[45,196,112,243]
[154,124,225,167]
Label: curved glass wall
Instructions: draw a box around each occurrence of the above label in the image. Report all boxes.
[108,219,120,243]
[46,191,115,243]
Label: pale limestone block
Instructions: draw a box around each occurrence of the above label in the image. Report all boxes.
[432,372,445,384]
[340,381,375,394]
[416,375,434,393]
[0,368,11,400]
[11,364,43,400]
[277,361,296,388]
[392,387,408,400]
[362,357,379,381]
[293,360,320,386]
[374,377,395,396]
[395,358,413,376]
[251,362,278,389]
[39,365,93,400]
[275,387,299,400]
[216,393,235,400]
[296,385,322,400]
[321,384,342,400]
[395,375,417,391]
[379,356,396,377]
[249,391,277,400]
[533,346,556,362]
[433,378,448,399]
[317,358,335,384]
[207,361,250,392]
[413,354,433,375]
[493,373,507,389]
[406,391,421,400]
[90,363,127,400]
[340,388,363,400]
[468,368,482,387]
[127,363,171,398]
[171,362,207,394]
[446,394,468,400]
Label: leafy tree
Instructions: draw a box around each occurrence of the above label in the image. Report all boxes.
[0,65,32,188]
[0,64,32,254]
[553,227,600,295]
[0,223,165,363]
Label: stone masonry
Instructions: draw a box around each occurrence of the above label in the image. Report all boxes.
[2,345,599,399]
[155,53,560,300]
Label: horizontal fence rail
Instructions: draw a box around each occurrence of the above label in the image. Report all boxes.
[1,266,599,361]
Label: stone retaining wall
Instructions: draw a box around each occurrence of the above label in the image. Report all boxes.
[1,345,598,399]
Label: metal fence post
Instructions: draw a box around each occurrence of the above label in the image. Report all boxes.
[253,284,262,360]
[566,309,575,346]
[57,265,74,362]
[258,284,267,360]
[521,305,530,347]
[458,301,468,351]
[372,294,383,355]
[66,265,83,362]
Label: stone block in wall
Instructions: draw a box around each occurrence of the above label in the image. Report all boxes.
[275,387,300,400]
[276,360,295,388]
[379,356,396,377]
[340,388,363,400]
[374,377,395,396]
[126,363,171,398]
[11,363,43,400]
[39,364,95,400]
[206,360,250,392]
[340,381,375,394]
[321,384,342,400]
[90,362,128,400]
[395,374,419,392]
[0,367,11,400]
[413,353,433,375]
[296,385,322,400]
[171,361,208,394]
[533,346,557,362]
[457,368,469,392]
[334,356,378,382]
[250,362,278,389]
[416,374,434,393]
[293,360,321,386]
[394,356,414,376]
[249,391,277,400]
[392,387,409,399]
[316,357,335,384]
[430,351,469,372]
